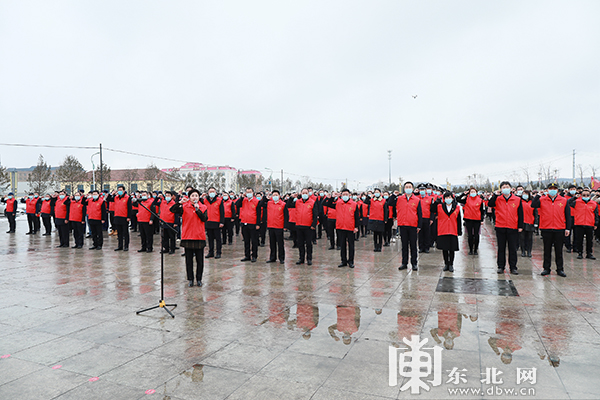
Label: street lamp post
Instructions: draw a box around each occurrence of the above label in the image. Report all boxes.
[388,150,392,185]
[91,152,100,191]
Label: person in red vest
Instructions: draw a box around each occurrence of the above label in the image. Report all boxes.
[170,189,208,287]
[487,181,523,275]
[21,192,42,234]
[262,189,288,264]
[457,187,485,255]
[52,190,71,247]
[39,193,53,235]
[286,189,317,265]
[325,192,338,250]
[531,183,571,277]
[68,192,86,248]
[202,187,225,259]
[221,192,235,246]
[107,185,132,251]
[569,187,598,260]
[157,191,178,254]
[383,191,395,246]
[387,182,422,271]
[317,190,327,240]
[519,190,537,258]
[83,189,106,250]
[431,192,462,272]
[418,185,434,254]
[323,188,360,268]
[235,187,261,262]
[134,191,157,253]
[1,192,18,233]
[363,188,387,252]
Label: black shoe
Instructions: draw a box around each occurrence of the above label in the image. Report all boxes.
[449,265,454,272]
[587,254,596,260]
[541,269,551,276]
[96,247,102,250]
[328,246,335,250]
[280,260,285,264]
[197,280,203,287]
[188,280,194,287]
[577,253,584,259]
[510,269,519,275]
[474,250,478,255]
[424,249,430,254]
[566,248,572,253]
[398,265,408,270]
[251,258,257,263]
[89,247,98,250]
[443,265,449,271]
[146,249,153,253]
[215,254,221,259]
[521,251,526,257]
[313,241,317,245]
[296,260,304,265]
[71,245,78,248]
[138,249,147,253]
[168,250,174,254]
[338,263,347,268]
[241,257,251,262]
[266,259,276,263]
[307,260,312,266]
[348,263,355,268]
[336,246,341,250]
[412,265,418,271]
[383,243,390,247]
[418,249,424,253]
[85,235,92,239]
[526,252,531,257]
[114,248,123,251]
[123,247,128,251]
[557,270,567,277]
[181,253,186,257]
[206,253,214,258]
[468,250,473,255]
[26,232,32,235]
[497,268,504,274]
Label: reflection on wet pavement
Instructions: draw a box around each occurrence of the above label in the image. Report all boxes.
[0,217,599,399]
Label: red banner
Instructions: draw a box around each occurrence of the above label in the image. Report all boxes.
[591,177,600,190]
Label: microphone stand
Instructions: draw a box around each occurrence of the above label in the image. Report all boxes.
[135,200,178,318]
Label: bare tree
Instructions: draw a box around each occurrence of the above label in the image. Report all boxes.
[0,165,10,192]
[27,155,54,194]
[121,169,139,193]
[577,164,586,186]
[589,164,598,179]
[182,172,197,190]
[212,172,226,192]
[144,163,161,191]
[196,171,211,192]
[93,163,111,191]
[521,166,531,188]
[56,155,86,194]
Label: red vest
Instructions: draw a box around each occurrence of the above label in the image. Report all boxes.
[358,201,368,218]
[388,205,394,221]
[87,198,104,221]
[41,199,52,215]
[239,197,259,224]
[420,196,433,219]
[55,197,68,219]
[335,199,358,231]
[181,202,207,240]
[295,198,315,227]
[223,199,234,218]
[267,200,285,229]
[463,196,483,221]
[396,194,420,227]
[288,207,296,223]
[69,199,84,222]
[327,203,336,220]
[206,197,222,223]
[5,198,16,212]
[493,194,521,229]
[572,198,597,227]
[368,199,385,221]
[25,198,37,214]
[437,204,460,236]
[113,194,129,218]
[522,200,535,225]
[159,200,176,223]
[538,195,567,230]
[108,199,114,212]
[136,199,154,223]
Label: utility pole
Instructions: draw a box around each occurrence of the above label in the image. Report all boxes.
[281,169,284,193]
[388,150,392,185]
[99,143,103,191]
[572,149,576,184]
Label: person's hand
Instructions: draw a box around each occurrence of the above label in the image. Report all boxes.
[430,220,434,225]
[353,227,358,233]
[174,224,178,227]
[127,218,131,222]
[310,226,315,230]
[565,230,570,237]
[64,220,68,224]
[518,228,523,233]
[101,220,105,224]
[219,223,224,228]
[417,228,421,233]
[81,221,85,225]
[180,197,188,204]
[149,220,153,225]
[255,225,260,230]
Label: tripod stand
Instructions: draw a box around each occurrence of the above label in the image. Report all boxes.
[135,201,178,318]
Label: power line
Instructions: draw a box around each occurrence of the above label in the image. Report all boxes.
[0,143,97,150]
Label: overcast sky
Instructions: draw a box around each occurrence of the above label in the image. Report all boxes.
[1,1,598,189]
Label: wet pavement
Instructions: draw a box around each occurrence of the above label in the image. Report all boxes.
[0,216,599,399]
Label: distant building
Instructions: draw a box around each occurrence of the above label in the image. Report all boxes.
[162,163,262,192]
[5,166,59,196]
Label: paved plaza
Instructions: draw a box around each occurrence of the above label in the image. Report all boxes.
[0,216,599,399]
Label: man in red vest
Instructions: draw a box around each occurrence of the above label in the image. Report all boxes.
[323,188,360,268]
[1,192,18,233]
[108,185,132,251]
[84,189,106,250]
[68,192,87,248]
[488,181,523,275]
[262,189,288,264]
[569,187,598,260]
[531,183,571,277]
[203,187,225,259]
[287,189,318,265]
[134,191,157,252]
[21,192,42,234]
[235,187,261,262]
[387,182,422,271]
[158,191,178,254]
[40,193,53,235]
[221,192,235,246]
[52,190,71,247]
[418,185,434,254]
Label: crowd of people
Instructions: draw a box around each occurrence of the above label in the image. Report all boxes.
[1,181,598,286]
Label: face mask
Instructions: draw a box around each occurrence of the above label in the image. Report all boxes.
[28,195,33,199]
[568,190,575,195]
[319,193,325,197]
[209,192,216,198]
[405,188,413,195]
[426,190,432,195]
[301,194,309,200]
[59,194,65,200]
[34,194,38,198]
[117,190,124,196]
[501,188,511,196]
[165,196,172,202]
[548,189,558,197]
[582,197,590,202]
[293,197,297,202]
[478,191,483,195]
[522,194,529,201]
[222,195,228,200]
[74,196,81,201]
[308,192,313,197]
[141,196,148,200]
[444,198,453,205]
[374,192,380,198]
[272,195,280,202]
[383,195,389,200]
[152,194,157,198]
[7,195,12,199]
[341,195,350,202]
[470,192,477,197]
[92,195,99,200]
[44,197,50,201]
[361,196,366,200]
[246,193,253,199]
[352,195,357,201]
[516,190,523,196]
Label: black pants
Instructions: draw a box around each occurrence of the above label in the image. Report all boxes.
[27,214,37,233]
[564,225,573,250]
[71,221,85,247]
[114,221,130,249]
[162,223,177,252]
[337,229,355,264]
[327,219,337,248]
[296,226,313,262]
[41,215,52,235]
[443,250,455,266]
[222,218,233,244]
[241,223,259,259]
[383,219,393,244]
[519,230,533,254]
[6,212,16,232]
[259,223,267,245]
[399,226,418,267]
[419,218,430,251]
[57,222,70,247]
[574,226,594,256]
[185,247,204,281]
[430,219,438,248]
[464,219,481,252]
[495,228,518,270]
[541,229,565,271]
[206,227,222,256]
[139,222,154,250]
[373,231,383,250]
[130,214,138,232]
[89,220,103,248]
[268,228,285,261]
[317,216,326,238]
[235,217,240,235]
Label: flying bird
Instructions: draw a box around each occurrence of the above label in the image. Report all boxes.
[412,95,418,99]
